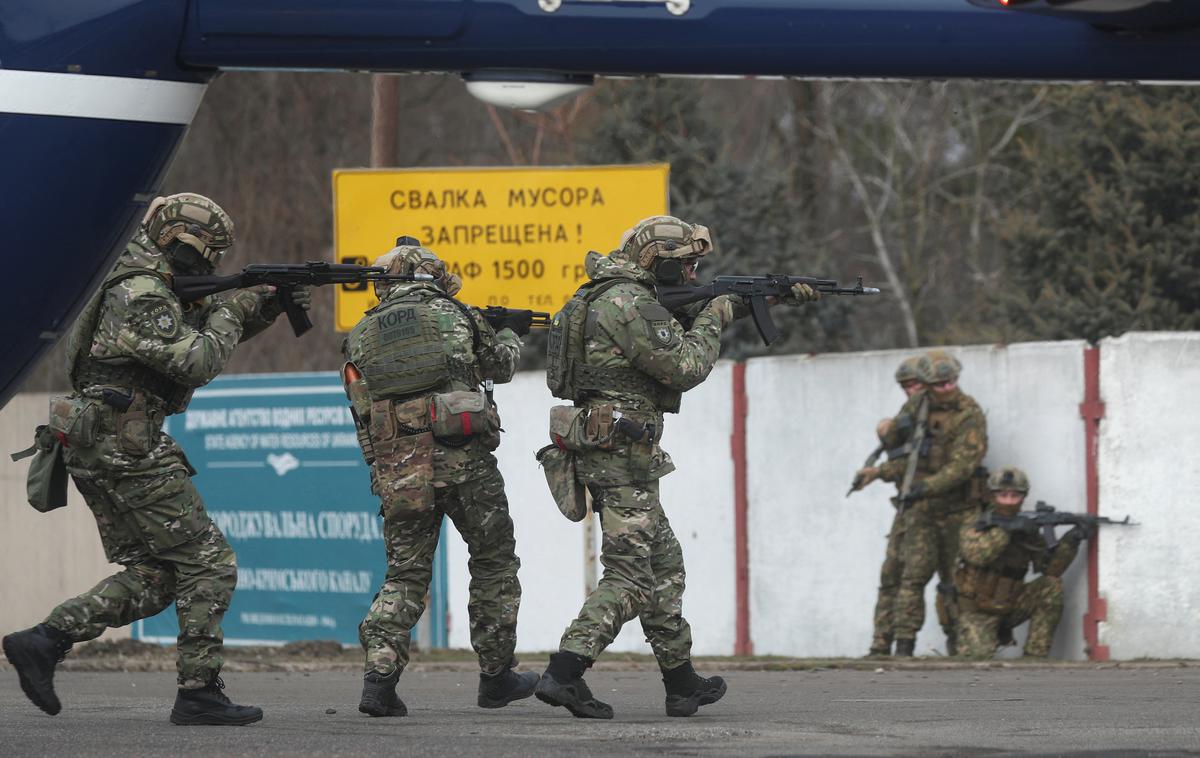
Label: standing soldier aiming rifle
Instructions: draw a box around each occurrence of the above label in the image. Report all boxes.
[854,350,987,656]
[342,242,537,718]
[3,193,309,725]
[534,215,823,719]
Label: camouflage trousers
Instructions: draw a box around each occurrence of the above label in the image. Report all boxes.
[45,471,236,687]
[893,505,978,641]
[360,461,521,677]
[958,576,1064,659]
[559,480,692,669]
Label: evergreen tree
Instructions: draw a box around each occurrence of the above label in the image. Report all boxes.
[992,88,1200,342]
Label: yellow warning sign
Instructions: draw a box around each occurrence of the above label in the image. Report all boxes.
[332,164,669,331]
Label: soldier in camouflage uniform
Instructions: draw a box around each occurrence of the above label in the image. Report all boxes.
[534,216,820,719]
[865,355,924,657]
[856,350,987,656]
[2,194,306,725]
[342,243,537,717]
[957,467,1085,659]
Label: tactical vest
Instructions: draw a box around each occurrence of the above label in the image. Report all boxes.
[67,252,192,414]
[546,278,682,413]
[956,533,1040,614]
[350,290,478,400]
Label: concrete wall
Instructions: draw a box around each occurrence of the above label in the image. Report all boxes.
[4,334,1196,659]
[0,393,129,641]
[744,341,1089,659]
[1098,333,1200,658]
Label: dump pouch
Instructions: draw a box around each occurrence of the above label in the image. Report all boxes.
[12,425,69,513]
[536,444,587,522]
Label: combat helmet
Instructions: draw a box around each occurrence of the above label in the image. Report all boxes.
[372,238,461,299]
[141,193,234,274]
[894,356,922,385]
[916,349,962,385]
[617,215,713,284]
[987,466,1031,494]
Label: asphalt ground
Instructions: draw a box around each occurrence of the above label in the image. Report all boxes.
[2,666,1198,757]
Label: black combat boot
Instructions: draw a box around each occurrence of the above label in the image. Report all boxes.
[893,638,916,657]
[945,631,959,657]
[867,635,893,658]
[170,675,263,725]
[358,669,407,717]
[3,624,73,715]
[478,666,539,709]
[662,661,727,717]
[534,651,613,719]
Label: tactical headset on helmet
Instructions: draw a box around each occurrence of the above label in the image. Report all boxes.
[617,215,713,285]
[894,356,922,385]
[916,349,962,384]
[987,466,1031,493]
[141,193,234,274]
[372,241,462,299]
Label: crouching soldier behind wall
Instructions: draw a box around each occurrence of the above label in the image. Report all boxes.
[534,215,821,719]
[956,466,1086,659]
[2,194,308,724]
[342,243,537,717]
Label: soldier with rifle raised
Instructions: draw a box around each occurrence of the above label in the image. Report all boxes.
[956,466,1133,659]
[849,355,924,657]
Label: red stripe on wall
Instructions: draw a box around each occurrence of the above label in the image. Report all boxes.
[732,361,753,656]
[1079,345,1110,662]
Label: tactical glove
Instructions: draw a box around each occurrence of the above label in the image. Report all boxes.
[226,285,272,322]
[259,285,313,322]
[504,310,534,337]
[1060,525,1090,545]
[708,294,750,325]
[781,282,821,306]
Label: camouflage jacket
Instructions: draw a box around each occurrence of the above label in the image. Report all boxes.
[69,230,262,412]
[879,388,987,513]
[960,507,1079,581]
[570,249,737,486]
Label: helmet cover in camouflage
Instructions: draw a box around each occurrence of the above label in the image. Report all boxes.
[617,215,713,270]
[141,193,234,272]
[916,349,962,384]
[987,465,1030,493]
[372,244,462,298]
[894,355,922,384]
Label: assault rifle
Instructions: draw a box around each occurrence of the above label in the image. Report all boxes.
[656,275,880,345]
[478,307,552,336]
[982,501,1136,548]
[172,261,434,336]
[846,443,884,497]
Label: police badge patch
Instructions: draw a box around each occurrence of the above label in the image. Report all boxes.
[147,302,179,339]
[638,302,677,348]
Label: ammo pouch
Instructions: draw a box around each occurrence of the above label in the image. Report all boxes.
[548,404,657,453]
[429,390,501,450]
[11,425,69,513]
[49,394,101,449]
[536,444,587,522]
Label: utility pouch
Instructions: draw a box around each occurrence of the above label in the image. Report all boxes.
[115,393,157,457]
[430,390,500,450]
[48,395,100,449]
[548,404,619,452]
[12,425,69,513]
[536,444,587,522]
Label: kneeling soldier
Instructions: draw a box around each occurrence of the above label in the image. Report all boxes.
[956,466,1087,659]
[343,242,536,716]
